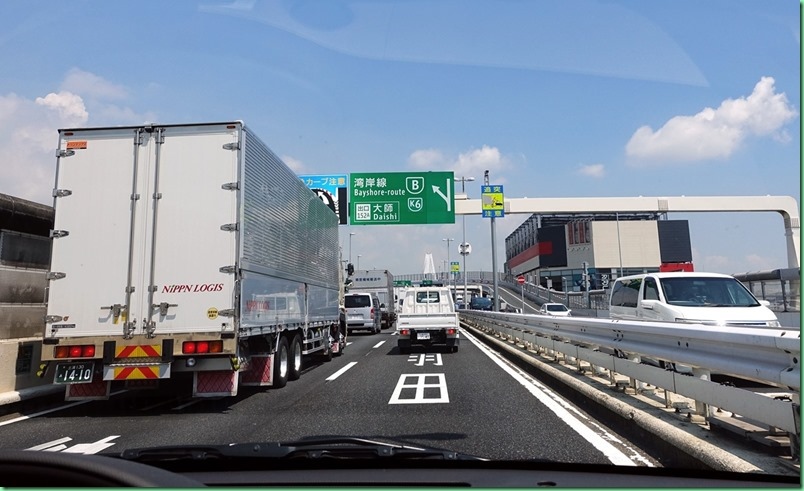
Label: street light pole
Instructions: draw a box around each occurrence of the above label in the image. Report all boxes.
[349,232,356,264]
[456,176,475,303]
[443,238,454,287]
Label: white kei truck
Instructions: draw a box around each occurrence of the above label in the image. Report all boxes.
[396,286,460,353]
[41,122,345,400]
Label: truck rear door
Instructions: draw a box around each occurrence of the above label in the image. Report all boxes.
[137,124,239,336]
[47,128,145,338]
[46,124,239,339]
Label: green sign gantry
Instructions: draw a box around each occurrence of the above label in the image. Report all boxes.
[349,172,455,225]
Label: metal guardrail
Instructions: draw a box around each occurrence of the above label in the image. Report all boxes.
[460,310,800,437]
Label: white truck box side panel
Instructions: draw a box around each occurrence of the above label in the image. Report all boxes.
[47,129,143,337]
[144,125,238,334]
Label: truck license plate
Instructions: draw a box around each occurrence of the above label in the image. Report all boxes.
[55,362,94,384]
[417,332,430,340]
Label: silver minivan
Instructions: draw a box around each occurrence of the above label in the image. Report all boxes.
[344,292,382,334]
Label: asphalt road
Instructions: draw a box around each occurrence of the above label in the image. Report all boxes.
[0,327,657,466]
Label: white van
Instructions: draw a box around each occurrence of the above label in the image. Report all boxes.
[344,292,382,334]
[609,272,780,328]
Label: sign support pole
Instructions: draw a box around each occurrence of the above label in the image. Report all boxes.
[485,171,499,312]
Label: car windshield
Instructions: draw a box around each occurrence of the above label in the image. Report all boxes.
[0,0,799,485]
[661,277,761,307]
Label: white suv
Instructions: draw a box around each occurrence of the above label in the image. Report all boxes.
[344,292,382,334]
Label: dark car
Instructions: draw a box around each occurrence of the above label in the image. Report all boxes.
[469,296,493,311]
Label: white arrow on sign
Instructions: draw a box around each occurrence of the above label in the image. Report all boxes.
[431,178,452,212]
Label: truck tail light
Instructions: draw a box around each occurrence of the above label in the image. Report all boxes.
[400,329,410,336]
[446,328,456,335]
[182,340,223,354]
[54,345,95,359]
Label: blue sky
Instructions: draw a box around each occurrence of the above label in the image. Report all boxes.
[0,0,799,277]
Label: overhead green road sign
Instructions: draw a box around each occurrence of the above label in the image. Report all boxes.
[350,172,455,225]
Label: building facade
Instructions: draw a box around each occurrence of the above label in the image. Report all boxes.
[505,213,693,292]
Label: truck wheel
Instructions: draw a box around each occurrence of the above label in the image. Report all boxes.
[288,335,303,381]
[273,337,289,388]
[398,344,409,355]
[451,345,459,353]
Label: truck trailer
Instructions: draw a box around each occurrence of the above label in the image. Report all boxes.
[41,122,344,400]
[350,269,395,328]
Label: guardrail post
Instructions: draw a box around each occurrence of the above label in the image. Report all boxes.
[691,368,711,418]
[628,354,645,393]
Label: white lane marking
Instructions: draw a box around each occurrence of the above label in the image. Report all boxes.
[461,328,639,466]
[389,374,449,404]
[27,435,120,455]
[0,400,89,427]
[407,353,443,366]
[0,389,127,428]
[346,342,354,346]
[61,435,120,454]
[326,361,357,381]
[372,341,386,349]
[26,437,73,451]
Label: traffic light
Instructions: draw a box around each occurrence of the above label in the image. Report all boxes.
[347,263,354,276]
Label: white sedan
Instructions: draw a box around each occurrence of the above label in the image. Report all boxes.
[539,303,572,316]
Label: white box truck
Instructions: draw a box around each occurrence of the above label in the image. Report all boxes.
[41,122,345,400]
[351,269,395,328]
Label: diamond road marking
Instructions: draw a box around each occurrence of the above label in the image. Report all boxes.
[389,373,449,404]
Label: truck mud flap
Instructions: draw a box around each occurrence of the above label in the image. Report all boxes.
[240,354,272,386]
[193,370,238,397]
[65,379,111,401]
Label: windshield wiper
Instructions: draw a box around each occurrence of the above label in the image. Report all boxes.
[118,437,487,462]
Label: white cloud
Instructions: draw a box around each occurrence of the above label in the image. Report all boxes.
[408,145,509,182]
[61,68,128,101]
[0,69,154,204]
[576,163,605,178]
[408,148,447,169]
[625,77,797,164]
[281,155,306,173]
[34,91,88,126]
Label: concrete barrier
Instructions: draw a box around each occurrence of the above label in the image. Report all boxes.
[0,338,54,395]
